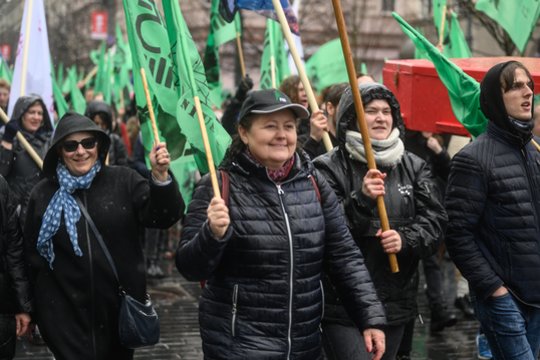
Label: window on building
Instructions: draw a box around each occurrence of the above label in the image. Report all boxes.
[382,0,395,12]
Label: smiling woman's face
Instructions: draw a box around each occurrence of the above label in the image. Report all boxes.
[60,131,99,176]
[238,109,297,170]
[364,99,393,140]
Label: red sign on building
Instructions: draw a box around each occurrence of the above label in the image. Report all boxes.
[0,44,11,61]
[91,10,108,40]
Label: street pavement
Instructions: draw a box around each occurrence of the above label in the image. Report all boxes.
[14,257,481,360]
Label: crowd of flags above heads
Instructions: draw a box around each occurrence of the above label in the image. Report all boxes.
[2,0,540,205]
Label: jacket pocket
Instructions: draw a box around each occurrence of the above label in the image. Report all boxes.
[231,284,239,337]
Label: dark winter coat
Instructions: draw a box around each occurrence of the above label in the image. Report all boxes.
[176,150,386,360]
[445,61,540,304]
[313,84,447,326]
[0,175,31,315]
[23,112,184,360]
[0,95,52,218]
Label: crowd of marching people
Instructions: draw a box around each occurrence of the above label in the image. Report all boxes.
[1,59,540,360]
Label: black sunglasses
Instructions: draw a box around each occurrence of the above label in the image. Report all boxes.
[61,137,97,152]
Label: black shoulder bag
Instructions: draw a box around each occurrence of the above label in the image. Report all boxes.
[75,197,160,349]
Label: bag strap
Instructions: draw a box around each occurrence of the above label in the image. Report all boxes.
[219,169,230,206]
[309,175,321,203]
[75,197,121,286]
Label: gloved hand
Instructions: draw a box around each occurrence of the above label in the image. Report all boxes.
[2,120,20,144]
[235,75,254,101]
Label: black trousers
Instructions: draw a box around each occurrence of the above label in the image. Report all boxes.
[0,314,15,360]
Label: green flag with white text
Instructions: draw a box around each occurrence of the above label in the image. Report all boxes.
[393,12,487,137]
[475,0,540,53]
[260,19,290,89]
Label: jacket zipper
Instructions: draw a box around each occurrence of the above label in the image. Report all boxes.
[83,193,97,359]
[277,184,294,360]
[231,284,238,337]
[320,280,325,333]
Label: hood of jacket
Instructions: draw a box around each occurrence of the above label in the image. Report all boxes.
[335,83,405,147]
[11,94,53,133]
[480,60,534,145]
[85,100,113,131]
[42,112,110,178]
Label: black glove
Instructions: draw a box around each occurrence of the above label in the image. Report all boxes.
[2,120,19,143]
[235,75,254,101]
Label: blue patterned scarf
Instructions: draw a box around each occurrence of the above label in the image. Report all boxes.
[37,160,102,268]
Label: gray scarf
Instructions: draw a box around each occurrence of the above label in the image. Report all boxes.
[345,128,404,167]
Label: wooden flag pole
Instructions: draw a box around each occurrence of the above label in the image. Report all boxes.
[331,0,399,273]
[437,5,447,49]
[139,68,161,146]
[80,66,98,89]
[193,95,221,198]
[271,0,333,152]
[236,34,247,78]
[0,108,43,169]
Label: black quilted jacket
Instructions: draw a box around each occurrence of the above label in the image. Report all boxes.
[445,122,540,304]
[176,151,385,360]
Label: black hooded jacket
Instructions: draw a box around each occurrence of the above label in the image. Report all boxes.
[85,101,128,166]
[23,112,184,360]
[0,95,52,218]
[313,84,447,326]
[0,175,32,315]
[445,61,540,304]
[177,148,385,360]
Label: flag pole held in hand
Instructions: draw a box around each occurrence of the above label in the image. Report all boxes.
[139,68,161,147]
[331,0,399,273]
[270,0,333,152]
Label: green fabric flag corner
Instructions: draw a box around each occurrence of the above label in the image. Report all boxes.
[305,38,348,92]
[67,66,86,114]
[393,12,487,137]
[475,0,540,53]
[260,19,290,89]
[0,57,12,83]
[443,12,472,58]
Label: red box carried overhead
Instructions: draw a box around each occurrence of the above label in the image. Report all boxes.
[382,57,540,136]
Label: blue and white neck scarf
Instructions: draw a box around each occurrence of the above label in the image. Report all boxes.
[37,160,102,268]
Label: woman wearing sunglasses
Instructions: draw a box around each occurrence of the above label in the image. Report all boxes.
[0,94,53,222]
[22,112,184,360]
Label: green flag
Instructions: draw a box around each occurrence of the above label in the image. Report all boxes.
[393,12,487,137]
[305,38,348,92]
[123,0,204,205]
[162,0,231,173]
[52,75,68,120]
[0,57,12,83]
[476,0,540,53]
[93,42,113,104]
[67,66,86,114]
[443,12,472,58]
[204,0,239,107]
[260,19,290,89]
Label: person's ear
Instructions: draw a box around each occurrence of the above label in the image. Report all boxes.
[238,125,248,145]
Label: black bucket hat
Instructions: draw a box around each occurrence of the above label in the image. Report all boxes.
[237,89,310,123]
[42,112,111,177]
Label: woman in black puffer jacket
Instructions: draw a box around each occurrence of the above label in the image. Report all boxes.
[176,89,386,360]
[313,84,447,360]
